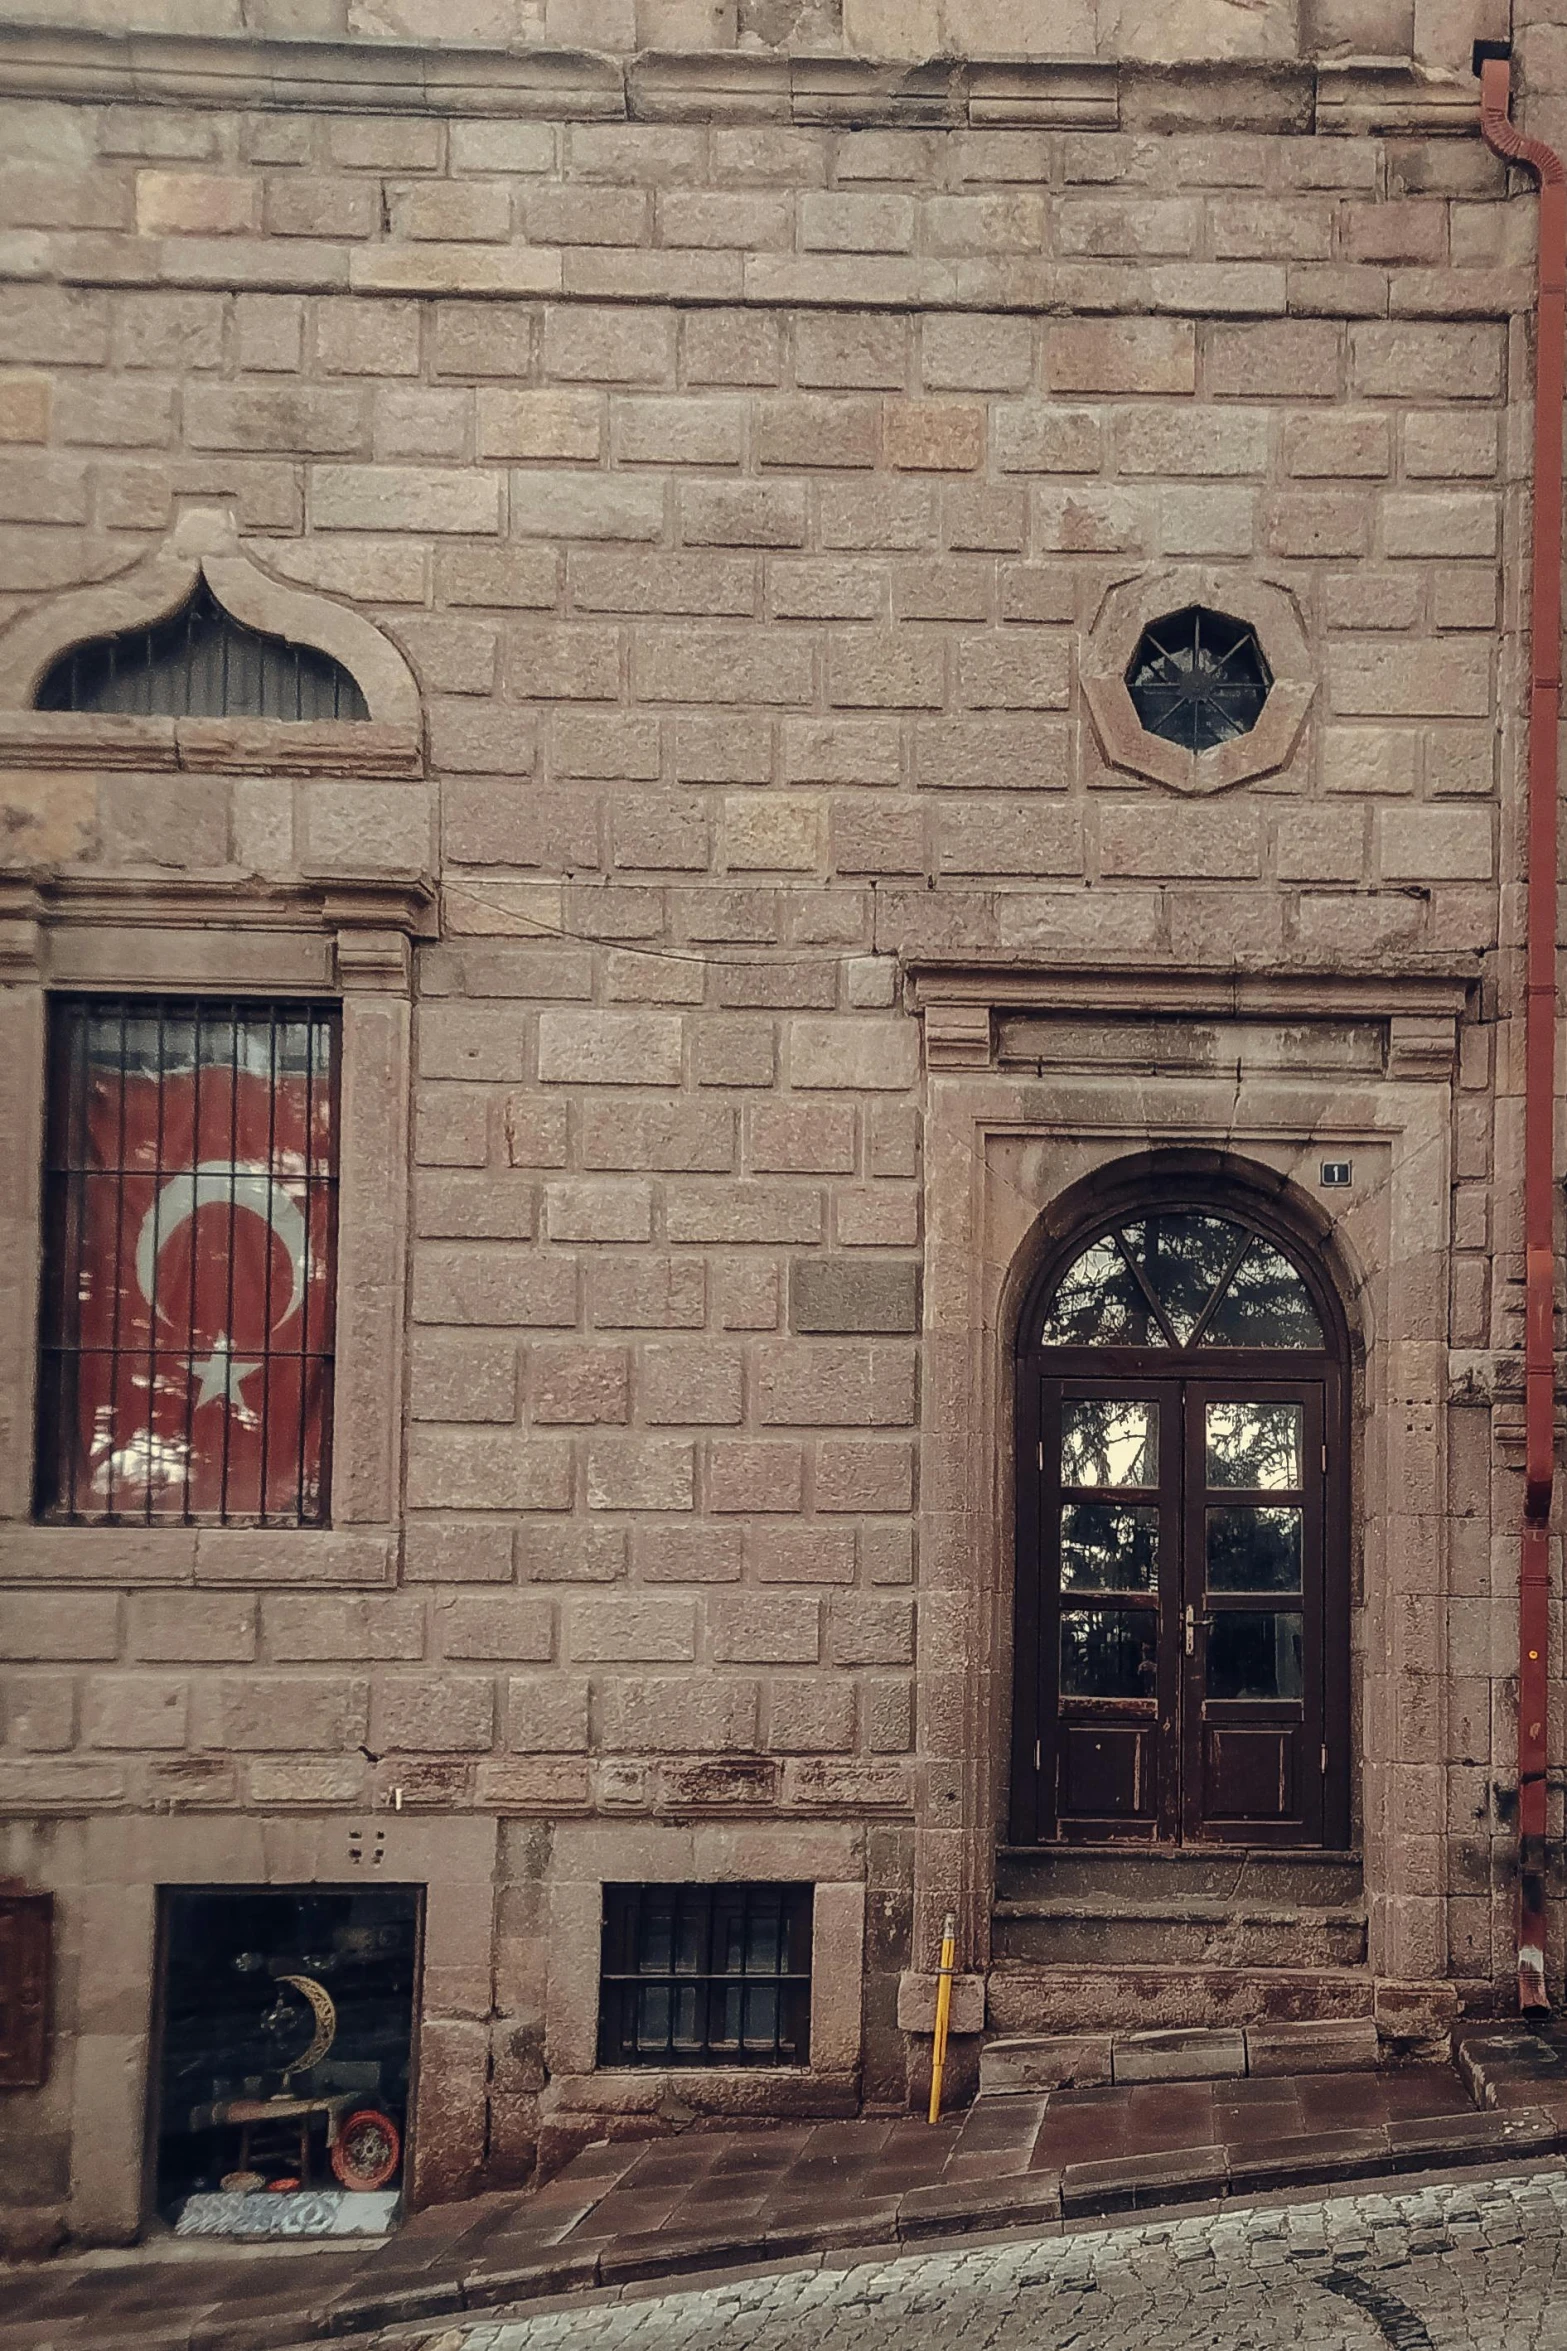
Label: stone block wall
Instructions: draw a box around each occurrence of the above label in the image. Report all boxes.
[0,23,1550,2238]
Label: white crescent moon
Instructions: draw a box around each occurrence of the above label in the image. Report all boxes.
[135,1162,308,1334]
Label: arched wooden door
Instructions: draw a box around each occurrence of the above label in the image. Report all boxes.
[1011,1203,1350,1849]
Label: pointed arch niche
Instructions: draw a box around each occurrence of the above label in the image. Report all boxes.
[0,509,421,792]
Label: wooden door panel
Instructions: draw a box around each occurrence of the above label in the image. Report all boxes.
[1182,1379,1325,1846]
[1201,1725,1300,1825]
[1059,1723,1157,1823]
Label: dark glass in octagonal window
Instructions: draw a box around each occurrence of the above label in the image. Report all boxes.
[1125,605,1272,753]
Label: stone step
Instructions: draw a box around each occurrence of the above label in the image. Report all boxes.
[985,1964,1458,2050]
[1456,2025,1567,2109]
[995,1845,1364,1908]
[986,1961,1377,2038]
[979,2014,1381,2095]
[991,1895,1367,1970]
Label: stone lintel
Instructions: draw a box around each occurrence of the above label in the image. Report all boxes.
[912,962,1475,1075]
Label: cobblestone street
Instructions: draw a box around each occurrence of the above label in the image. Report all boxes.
[439,2168,1567,2351]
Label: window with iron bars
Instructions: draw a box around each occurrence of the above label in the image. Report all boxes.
[37,997,340,1528]
[34,579,369,722]
[598,1884,813,2068]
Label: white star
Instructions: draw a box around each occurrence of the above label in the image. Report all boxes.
[190,1333,263,1414]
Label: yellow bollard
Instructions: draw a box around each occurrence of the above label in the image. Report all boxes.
[927,1909,957,2125]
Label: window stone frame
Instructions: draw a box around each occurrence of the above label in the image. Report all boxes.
[1081,566,1315,796]
[0,872,434,1581]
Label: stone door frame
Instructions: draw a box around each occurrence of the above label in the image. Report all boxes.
[907,962,1474,2009]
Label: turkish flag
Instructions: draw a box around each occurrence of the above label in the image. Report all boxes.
[53,1009,337,1523]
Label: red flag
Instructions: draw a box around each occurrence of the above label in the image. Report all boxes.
[58,1010,336,1523]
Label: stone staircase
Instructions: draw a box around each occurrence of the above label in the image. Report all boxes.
[987,1845,1371,2037]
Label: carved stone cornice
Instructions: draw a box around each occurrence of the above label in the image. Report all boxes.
[0,28,1478,138]
[910,960,1477,1079]
[0,870,437,992]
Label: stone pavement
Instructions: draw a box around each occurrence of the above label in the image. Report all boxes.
[2,2061,1563,2351]
[415,2167,1567,2351]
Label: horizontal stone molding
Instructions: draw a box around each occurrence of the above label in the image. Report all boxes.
[0,28,1478,136]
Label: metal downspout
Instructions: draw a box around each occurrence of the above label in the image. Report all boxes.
[1477,45,1565,2016]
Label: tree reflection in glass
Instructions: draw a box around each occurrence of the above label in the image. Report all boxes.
[1119,1214,1240,1344]
[1204,1239,1323,1348]
[1207,1503,1302,1592]
[1038,1214,1323,1353]
[1205,1401,1302,1489]
[1061,1399,1158,1488]
[1040,1224,1164,1347]
[1206,1611,1303,1700]
[1061,1608,1159,1699]
[1061,1501,1160,1591]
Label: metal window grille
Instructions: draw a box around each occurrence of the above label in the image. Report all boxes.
[598,1884,813,2069]
[34,579,369,722]
[1125,604,1272,752]
[37,997,341,1528]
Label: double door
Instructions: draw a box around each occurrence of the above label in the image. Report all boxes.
[1013,1373,1343,1846]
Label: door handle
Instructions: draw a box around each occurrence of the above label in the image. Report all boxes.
[1184,1604,1211,1655]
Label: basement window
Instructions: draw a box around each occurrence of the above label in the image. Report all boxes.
[598,1884,813,2068]
[35,579,369,721]
[155,1886,419,2238]
[1126,604,1271,752]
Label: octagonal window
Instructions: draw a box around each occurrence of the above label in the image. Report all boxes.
[1126,605,1271,753]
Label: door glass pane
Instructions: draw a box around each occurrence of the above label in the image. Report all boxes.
[1205,1401,1302,1489]
[1040,1224,1165,1348]
[1204,1239,1323,1349]
[1061,1608,1159,1699]
[1061,1399,1158,1487]
[1061,1501,1160,1592]
[1207,1504,1302,1592]
[1122,1213,1241,1344]
[1206,1610,1303,1700]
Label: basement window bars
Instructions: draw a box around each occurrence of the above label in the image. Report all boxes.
[598,1884,813,2069]
[37,997,340,1528]
[1126,605,1272,753]
[34,579,369,721]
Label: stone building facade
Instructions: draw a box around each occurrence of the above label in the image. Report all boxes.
[0,0,1561,2256]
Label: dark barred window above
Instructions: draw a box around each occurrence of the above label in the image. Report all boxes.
[1125,605,1272,753]
[34,579,368,722]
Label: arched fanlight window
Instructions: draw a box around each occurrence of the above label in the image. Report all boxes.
[1037,1210,1323,1351]
[34,579,368,722]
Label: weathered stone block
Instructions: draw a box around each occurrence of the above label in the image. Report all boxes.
[567,1596,696,1662]
[597,1675,760,1752]
[586,1438,696,1512]
[640,1345,745,1426]
[370,1675,495,1754]
[0,1592,120,1660]
[537,1011,683,1086]
[790,1260,920,1335]
[405,1430,574,1511]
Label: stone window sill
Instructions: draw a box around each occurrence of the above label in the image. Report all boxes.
[0,1525,397,1586]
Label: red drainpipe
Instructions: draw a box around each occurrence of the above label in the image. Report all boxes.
[1477,46,1564,2017]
